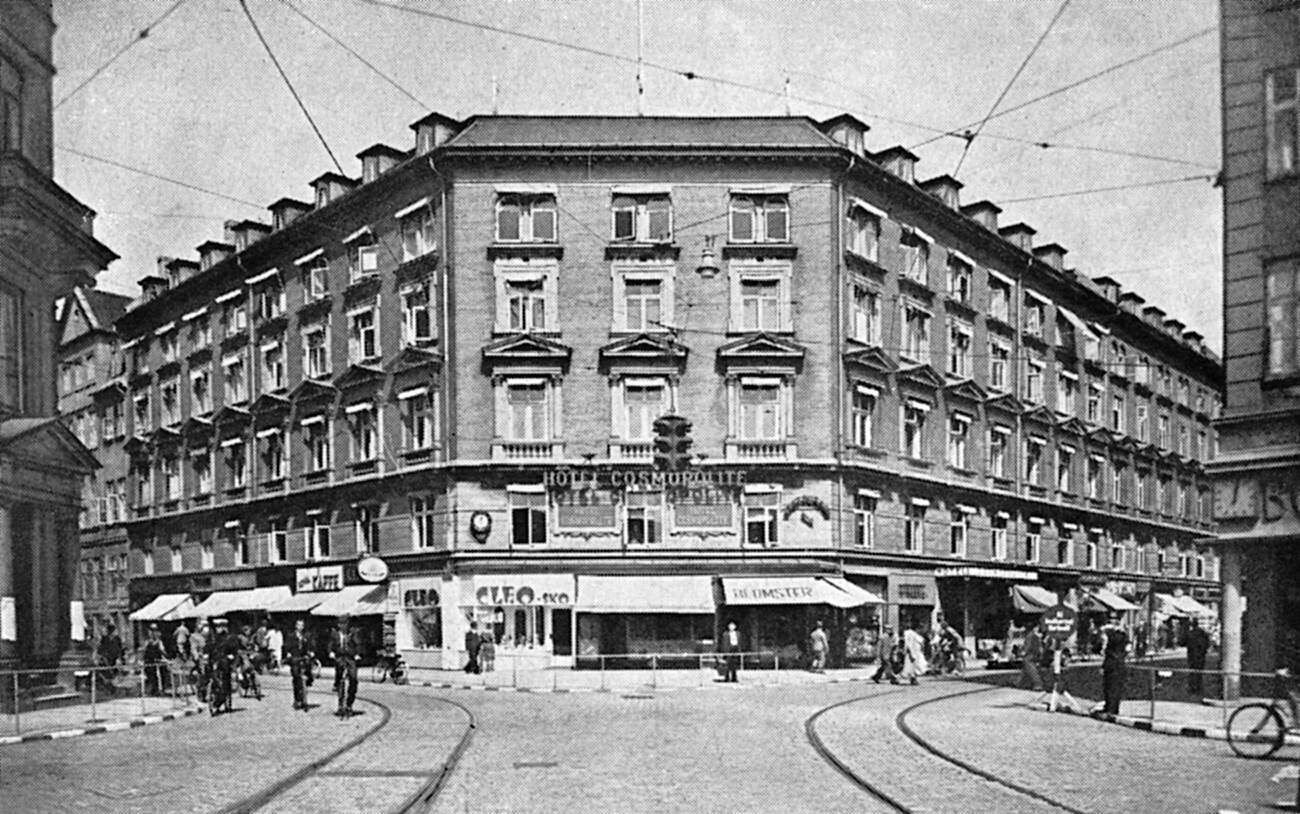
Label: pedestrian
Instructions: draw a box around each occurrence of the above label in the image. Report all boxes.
[330,616,359,717]
[480,627,496,673]
[141,624,170,695]
[901,622,928,685]
[1099,614,1130,716]
[1185,618,1210,698]
[1019,625,1044,692]
[809,621,829,673]
[173,621,191,662]
[96,623,123,691]
[284,618,313,711]
[253,620,270,671]
[189,621,208,698]
[722,620,742,683]
[266,623,284,672]
[464,621,482,675]
[872,625,899,684]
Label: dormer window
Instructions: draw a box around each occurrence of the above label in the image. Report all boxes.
[314,184,330,209]
[496,194,556,242]
[611,194,672,243]
[730,195,788,243]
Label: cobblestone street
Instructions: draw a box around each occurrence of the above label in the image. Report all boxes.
[1,673,1289,813]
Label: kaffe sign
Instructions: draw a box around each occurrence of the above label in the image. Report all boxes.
[1041,603,1077,644]
[297,565,345,593]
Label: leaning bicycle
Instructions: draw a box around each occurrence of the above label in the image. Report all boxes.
[1226,669,1299,759]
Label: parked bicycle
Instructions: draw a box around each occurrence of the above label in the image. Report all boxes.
[1226,669,1299,759]
[370,650,408,685]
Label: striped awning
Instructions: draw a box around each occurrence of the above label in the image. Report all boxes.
[129,593,191,622]
[309,585,387,617]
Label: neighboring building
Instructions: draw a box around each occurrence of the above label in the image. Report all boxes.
[115,112,1220,671]
[1212,0,1300,677]
[56,286,133,650]
[0,1,115,669]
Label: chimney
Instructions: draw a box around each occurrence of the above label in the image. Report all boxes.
[1183,330,1204,352]
[1142,305,1167,328]
[310,172,358,209]
[998,222,1036,253]
[1118,291,1145,315]
[138,274,168,302]
[228,220,272,252]
[357,143,409,184]
[410,111,462,155]
[819,113,870,157]
[1164,318,1186,340]
[269,198,312,231]
[960,200,1001,231]
[197,239,234,271]
[1032,242,1067,271]
[918,174,962,209]
[873,145,918,183]
[1092,275,1121,303]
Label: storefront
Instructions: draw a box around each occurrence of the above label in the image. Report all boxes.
[177,586,291,628]
[886,570,939,634]
[393,575,442,670]
[574,574,715,666]
[457,573,575,668]
[935,567,1038,662]
[719,575,882,669]
[309,584,388,664]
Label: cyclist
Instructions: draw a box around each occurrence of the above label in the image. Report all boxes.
[236,623,263,700]
[208,618,238,715]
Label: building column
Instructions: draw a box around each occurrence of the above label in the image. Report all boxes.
[1219,545,1242,701]
[0,502,14,667]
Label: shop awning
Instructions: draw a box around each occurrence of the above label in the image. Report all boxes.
[178,586,292,618]
[1010,584,1061,614]
[269,591,330,613]
[161,596,197,621]
[1085,588,1141,613]
[129,593,191,622]
[1157,593,1213,617]
[310,585,387,617]
[722,576,883,608]
[575,575,716,614]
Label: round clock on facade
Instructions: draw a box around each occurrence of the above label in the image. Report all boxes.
[469,510,492,543]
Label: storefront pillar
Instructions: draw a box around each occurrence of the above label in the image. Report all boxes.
[1219,546,1243,701]
[961,577,974,658]
[0,502,14,667]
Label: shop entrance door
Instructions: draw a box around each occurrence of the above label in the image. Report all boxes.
[552,609,572,656]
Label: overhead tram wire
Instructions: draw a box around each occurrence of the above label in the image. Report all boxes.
[912,25,1217,151]
[55,144,264,209]
[952,0,1072,177]
[238,0,345,175]
[997,173,1216,204]
[346,0,1217,174]
[271,0,429,110]
[54,0,190,110]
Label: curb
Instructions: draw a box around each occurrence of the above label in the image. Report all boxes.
[1077,710,1300,747]
[0,704,206,746]
[413,674,883,695]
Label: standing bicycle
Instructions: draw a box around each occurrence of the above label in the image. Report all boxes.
[1227,668,1299,759]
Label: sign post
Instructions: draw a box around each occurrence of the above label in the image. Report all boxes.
[1037,603,1082,714]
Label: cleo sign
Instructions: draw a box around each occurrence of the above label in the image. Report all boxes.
[470,574,573,607]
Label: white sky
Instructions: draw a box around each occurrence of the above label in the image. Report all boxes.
[52,0,1223,347]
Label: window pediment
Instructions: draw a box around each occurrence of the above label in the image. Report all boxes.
[251,392,291,417]
[1057,416,1089,437]
[334,363,385,392]
[213,405,251,434]
[388,345,443,375]
[717,332,805,370]
[1022,404,1057,427]
[985,392,1027,415]
[944,378,987,403]
[599,333,688,370]
[895,362,945,390]
[482,333,572,372]
[149,426,182,451]
[1086,426,1113,446]
[289,378,338,408]
[843,346,897,376]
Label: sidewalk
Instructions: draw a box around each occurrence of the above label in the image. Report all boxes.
[0,692,202,746]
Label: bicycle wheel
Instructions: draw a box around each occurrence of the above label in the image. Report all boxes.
[1226,703,1285,759]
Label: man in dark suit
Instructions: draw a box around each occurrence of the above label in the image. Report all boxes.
[284,618,314,711]
[1185,618,1211,697]
[1100,615,1130,716]
[464,622,482,675]
[721,621,742,682]
[329,616,359,717]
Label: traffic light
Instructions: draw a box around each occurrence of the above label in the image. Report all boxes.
[653,414,693,471]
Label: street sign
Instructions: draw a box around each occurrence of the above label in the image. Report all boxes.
[1041,603,1077,644]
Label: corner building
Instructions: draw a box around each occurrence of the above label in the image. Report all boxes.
[118,114,1221,670]
[1212,0,1300,677]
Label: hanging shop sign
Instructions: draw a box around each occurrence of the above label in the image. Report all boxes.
[296,565,345,593]
[357,555,389,583]
[468,574,574,607]
[1041,603,1078,644]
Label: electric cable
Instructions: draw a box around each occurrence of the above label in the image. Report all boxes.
[55,0,190,109]
[997,173,1215,204]
[238,0,345,174]
[55,144,264,208]
[953,0,1072,177]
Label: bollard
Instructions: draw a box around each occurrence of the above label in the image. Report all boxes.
[13,672,20,736]
[775,653,780,685]
[600,655,607,692]
[740,653,745,678]
[1148,668,1156,722]
[699,654,704,688]
[552,662,558,692]
[651,655,657,690]
[139,668,147,716]
[89,667,98,723]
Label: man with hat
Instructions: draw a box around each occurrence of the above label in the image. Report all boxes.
[209,617,240,713]
[329,615,359,717]
[283,618,314,711]
[141,624,169,695]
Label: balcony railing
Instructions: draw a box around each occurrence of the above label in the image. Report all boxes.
[610,440,653,461]
[725,439,795,461]
[494,440,563,461]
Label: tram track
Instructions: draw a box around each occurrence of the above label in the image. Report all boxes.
[214,685,475,814]
[807,682,1088,814]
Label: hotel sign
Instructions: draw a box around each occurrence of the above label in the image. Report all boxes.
[543,467,747,491]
